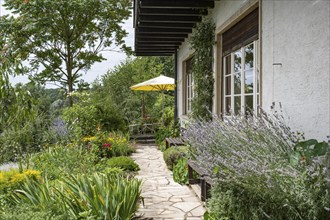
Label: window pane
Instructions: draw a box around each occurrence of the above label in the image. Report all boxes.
[244,43,254,69]
[245,95,253,114]
[245,69,253,93]
[234,50,242,72]
[225,76,231,95]
[234,72,241,94]
[234,96,241,114]
[225,55,231,75]
[225,97,231,113]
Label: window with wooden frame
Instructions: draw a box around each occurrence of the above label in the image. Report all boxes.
[222,8,259,115]
[183,57,194,115]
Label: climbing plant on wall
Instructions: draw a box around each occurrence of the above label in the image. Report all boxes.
[189,18,215,120]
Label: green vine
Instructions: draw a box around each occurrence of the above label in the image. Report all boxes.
[189,18,215,120]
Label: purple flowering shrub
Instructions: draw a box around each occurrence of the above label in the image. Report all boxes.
[184,110,329,219]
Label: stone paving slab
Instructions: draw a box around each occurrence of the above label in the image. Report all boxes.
[131,145,205,220]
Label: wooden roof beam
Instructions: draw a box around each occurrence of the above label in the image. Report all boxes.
[137,33,188,38]
[136,37,185,42]
[140,0,214,9]
[139,15,202,23]
[138,22,196,29]
[138,27,192,34]
[139,8,208,16]
[135,52,173,56]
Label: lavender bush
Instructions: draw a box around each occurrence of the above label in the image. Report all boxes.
[184,110,329,219]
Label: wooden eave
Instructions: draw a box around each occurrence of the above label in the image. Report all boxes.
[134,0,215,56]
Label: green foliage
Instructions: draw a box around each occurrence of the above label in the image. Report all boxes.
[208,173,330,220]
[31,145,97,180]
[290,139,329,166]
[185,113,330,219]
[82,131,134,159]
[155,116,180,148]
[107,156,139,171]
[9,173,142,219]
[1,0,131,105]
[150,94,175,123]
[173,158,188,185]
[0,80,61,163]
[61,92,98,138]
[90,82,127,131]
[189,18,215,120]
[101,57,174,124]
[0,204,69,220]
[0,169,41,195]
[111,141,135,157]
[163,146,188,170]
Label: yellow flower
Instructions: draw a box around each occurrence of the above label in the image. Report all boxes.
[10,173,25,185]
[0,172,5,183]
[82,136,97,142]
[24,169,41,177]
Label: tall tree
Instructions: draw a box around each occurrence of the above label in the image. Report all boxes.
[0,0,131,106]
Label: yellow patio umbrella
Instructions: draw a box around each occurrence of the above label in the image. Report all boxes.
[130,75,175,123]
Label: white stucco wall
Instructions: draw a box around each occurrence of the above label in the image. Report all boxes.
[261,0,330,141]
[176,0,330,141]
[177,0,250,121]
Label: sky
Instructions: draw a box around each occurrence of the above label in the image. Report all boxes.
[0,1,135,87]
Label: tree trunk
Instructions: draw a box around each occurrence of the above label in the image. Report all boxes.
[67,42,73,107]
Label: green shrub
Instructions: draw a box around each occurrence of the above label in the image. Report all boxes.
[0,169,41,192]
[185,112,330,219]
[111,142,135,157]
[10,173,142,219]
[61,92,98,139]
[163,146,188,170]
[155,120,180,146]
[107,156,139,171]
[173,158,188,184]
[0,205,69,220]
[82,132,134,159]
[31,145,97,180]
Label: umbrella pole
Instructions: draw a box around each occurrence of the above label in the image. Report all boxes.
[162,91,164,125]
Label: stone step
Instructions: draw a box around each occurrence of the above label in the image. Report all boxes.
[135,139,156,144]
[190,184,202,200]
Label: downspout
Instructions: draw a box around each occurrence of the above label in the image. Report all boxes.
[174,50,178,121]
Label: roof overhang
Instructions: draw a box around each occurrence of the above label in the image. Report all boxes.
[133,0,215,56]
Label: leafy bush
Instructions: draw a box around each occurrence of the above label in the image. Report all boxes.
[0,169,41,192]
[0,110,51,164]
[163,146,188,170]
[184,112,330,219]
[107,156,139,171]
[61,92,98,139]
[31,145,97,180]
[10,173,142,219]
[0,204,69,220]
[83,131,134,159]
[155,120,180,146]
[173,158,188,184]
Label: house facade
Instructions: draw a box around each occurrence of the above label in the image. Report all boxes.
[133,0,330,141]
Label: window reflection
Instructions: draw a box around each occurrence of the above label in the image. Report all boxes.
[234,96,241,114]
[244,43,254,69]
[234,72,241,94]
[225,76,231,95]
[245,69,253,93]
[234,50,241,72]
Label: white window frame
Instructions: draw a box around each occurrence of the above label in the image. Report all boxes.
[223,40,259,115]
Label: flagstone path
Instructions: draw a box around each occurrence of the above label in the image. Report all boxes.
[131,144,205,220]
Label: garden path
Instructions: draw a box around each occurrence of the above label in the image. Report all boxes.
[131,144,205,220]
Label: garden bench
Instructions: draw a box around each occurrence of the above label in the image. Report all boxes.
[165,137,185,148]
[187,160,214,201]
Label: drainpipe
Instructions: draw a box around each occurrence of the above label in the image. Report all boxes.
[174,50,178,121]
